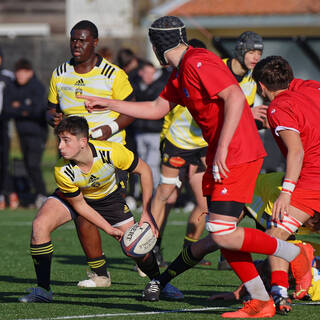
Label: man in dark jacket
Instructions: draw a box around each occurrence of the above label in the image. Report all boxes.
[7,58,48,208]
[0,47,17,210]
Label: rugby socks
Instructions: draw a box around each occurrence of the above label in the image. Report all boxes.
[136,251,160,280]
[159,246,202,288]
[30,241,54,291]
[240,228,300,262]
[183,236,197,248]
[271,271,289,291]
[87,255,108,277]
[221,248,269,301]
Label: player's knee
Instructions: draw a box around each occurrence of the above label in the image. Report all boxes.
[32,216,52,241]
[159,174,182,188]
[270,214,302,237]
[206,219,237,246]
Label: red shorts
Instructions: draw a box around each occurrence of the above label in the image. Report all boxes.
[291,188,320,217]
[202,159,263,203]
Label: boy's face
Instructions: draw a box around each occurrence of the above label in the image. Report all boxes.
[244,50,262,70]
[15,69,34,86]
[58,131,85,160]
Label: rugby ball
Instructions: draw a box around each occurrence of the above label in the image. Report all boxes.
[121,222,157,258]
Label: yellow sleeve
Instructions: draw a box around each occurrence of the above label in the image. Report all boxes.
[112,69,133,101]
[54,162,79,196]
[109,142,136,171]
[48,70,59,105]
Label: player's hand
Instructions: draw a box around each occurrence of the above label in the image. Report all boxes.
[213,145,229,183]
[53,112,63,127]
[107,227,123,242]
[209,284,245,301]
[77,95,111,113]
[90,125,112,140]
[272,192,291,221]
[139,211,159,238]
[251,105,268,122]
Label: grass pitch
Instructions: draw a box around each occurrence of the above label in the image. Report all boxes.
[0,208,319,320]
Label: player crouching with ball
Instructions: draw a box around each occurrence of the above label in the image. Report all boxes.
[19,116,182,303]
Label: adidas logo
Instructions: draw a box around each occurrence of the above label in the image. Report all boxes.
[89,175,98,183]
[74,78,85,86]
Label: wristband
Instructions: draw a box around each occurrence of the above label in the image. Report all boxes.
[281,179,296,195]
[107,121,119,135]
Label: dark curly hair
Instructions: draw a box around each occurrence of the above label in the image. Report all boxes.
[252,56,293,91]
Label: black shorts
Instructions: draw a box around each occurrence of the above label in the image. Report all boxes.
[206,198,245,218]
[161,138,207,170]
[50,188,134,227]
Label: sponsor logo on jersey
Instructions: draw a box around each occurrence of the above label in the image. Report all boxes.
[89,174,100,187]
[183,88,189,98]
[197,62,202,69]
[74,78,85,86]
[169,156,186,168]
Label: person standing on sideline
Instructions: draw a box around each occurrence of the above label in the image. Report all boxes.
[6,58,48,209]
[80,16,304,318]
[47,20,136,289]
[0,48,18,210]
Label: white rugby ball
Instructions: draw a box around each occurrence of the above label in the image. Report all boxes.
[121,222,157,258]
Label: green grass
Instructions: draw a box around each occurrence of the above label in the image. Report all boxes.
[0,208,320,320]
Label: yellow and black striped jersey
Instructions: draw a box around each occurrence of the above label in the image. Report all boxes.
[223,58,258,107]
[160,105,207,150]
[245,172,284,229]
[48,55,133,144]
[54,140,138,200]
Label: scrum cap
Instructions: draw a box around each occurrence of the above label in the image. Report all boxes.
[149,16,187,65]
[235,31,263,66]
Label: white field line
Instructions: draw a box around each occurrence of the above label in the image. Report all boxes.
[15,302,320,320]
[15,306,229,320]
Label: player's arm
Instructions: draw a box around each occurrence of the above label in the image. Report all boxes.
[91,89,136,140]
[132,158,158,237]
[66,193,123,241]
[47,101,63,127]
[214,83,246,180]
[79,95,174,120]
[272,130,304,220]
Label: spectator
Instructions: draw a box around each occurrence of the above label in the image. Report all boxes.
[7,58,48,209]
[97,46,113,62]
[0,47,18,210]
[134,61,171,192]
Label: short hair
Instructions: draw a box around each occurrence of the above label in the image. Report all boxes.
[71,20,98,39]
[55,116,89,140]
[252,56,294,91]
[15,58,33,71]
[188,38,207,49]
[116,48,136,69]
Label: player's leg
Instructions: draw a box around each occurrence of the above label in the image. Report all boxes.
[19,195,72,303]
[74,217,110,287]
[266,204,312,313]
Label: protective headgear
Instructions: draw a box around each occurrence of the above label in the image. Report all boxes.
[235,31,264,67]
[149,16,188,66]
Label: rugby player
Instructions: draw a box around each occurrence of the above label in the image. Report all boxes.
[19,116,182,303]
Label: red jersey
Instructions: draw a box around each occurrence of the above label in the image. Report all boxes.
[160,47,266,169]
[268,78,320,190]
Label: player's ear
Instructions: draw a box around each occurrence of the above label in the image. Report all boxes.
[79,137,88,149]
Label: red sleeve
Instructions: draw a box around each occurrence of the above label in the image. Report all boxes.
[268,101,300,134]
